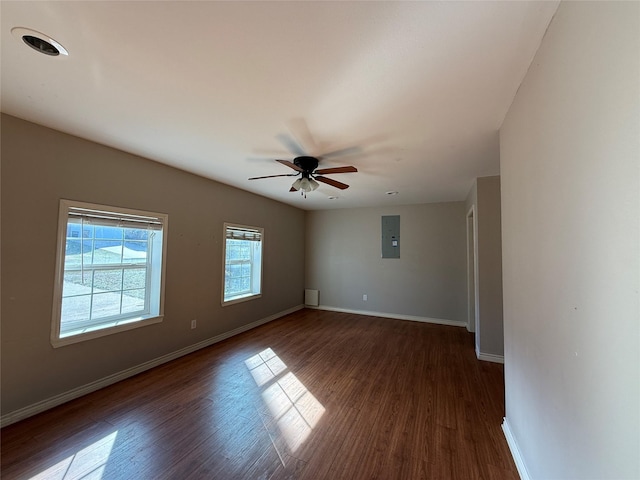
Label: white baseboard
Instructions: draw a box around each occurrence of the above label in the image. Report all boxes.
[502,417,530,480]
[477,352,505,364]
[310,305,466,328]
[0,304,303,428]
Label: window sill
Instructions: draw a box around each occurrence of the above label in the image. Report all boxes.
[222,292,262,307]
[51,315,163,348]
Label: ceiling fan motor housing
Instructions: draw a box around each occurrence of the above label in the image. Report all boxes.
[294,156,319,174]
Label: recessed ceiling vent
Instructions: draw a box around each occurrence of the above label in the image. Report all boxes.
[11,27,68,56]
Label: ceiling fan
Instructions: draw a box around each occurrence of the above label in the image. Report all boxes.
[248,126,359,197]
[249,156,357,197]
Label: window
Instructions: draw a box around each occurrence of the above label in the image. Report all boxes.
[223,223,263,305]
[51,200,167,346]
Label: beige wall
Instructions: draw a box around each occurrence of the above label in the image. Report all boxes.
[1,114,305,416]
[500,2,639,478]
[465,175,504,358]
[305,202,467,322]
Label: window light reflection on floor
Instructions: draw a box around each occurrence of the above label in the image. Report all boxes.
[29,431,118,480]
[245,348,325,453]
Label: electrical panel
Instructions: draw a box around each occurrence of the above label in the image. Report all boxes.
[381,215,400,258]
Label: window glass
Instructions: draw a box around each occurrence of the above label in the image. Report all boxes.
[223,223,263,305]
[52,200,167,346]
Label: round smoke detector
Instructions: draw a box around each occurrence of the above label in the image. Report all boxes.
[11,27,68,56]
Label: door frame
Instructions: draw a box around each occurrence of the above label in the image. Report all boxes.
[466,205,480,354]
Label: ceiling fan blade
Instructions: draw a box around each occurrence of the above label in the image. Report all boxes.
[287,118,318,155]
[314,166,358,175]
[248,173,298,180]
[315,176,350,190]
[275,133,307,156]
[275,159,304,172]
[317,146,361,159]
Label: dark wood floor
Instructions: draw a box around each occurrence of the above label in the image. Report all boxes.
[1,309,518,479]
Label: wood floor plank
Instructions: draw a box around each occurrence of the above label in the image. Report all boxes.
[1,309,518,479]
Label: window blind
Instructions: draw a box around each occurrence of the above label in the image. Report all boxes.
[68,206,164,230]
[225,226,262,242]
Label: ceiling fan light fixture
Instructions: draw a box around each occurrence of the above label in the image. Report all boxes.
[291,177,319,197]
[299,177,312,192]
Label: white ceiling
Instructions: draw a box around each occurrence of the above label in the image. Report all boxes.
[1,1,558,210]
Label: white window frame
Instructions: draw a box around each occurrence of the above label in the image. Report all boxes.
[51,199,168,347]
[222,222,263,306]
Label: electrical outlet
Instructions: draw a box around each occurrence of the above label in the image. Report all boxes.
[191,319,197,329]
[363,294,367,301]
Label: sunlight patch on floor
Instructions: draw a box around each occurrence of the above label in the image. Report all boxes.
[29,431,118,480]
[245,349,325,453]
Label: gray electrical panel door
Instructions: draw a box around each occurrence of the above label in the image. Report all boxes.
[381,215,400,258]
